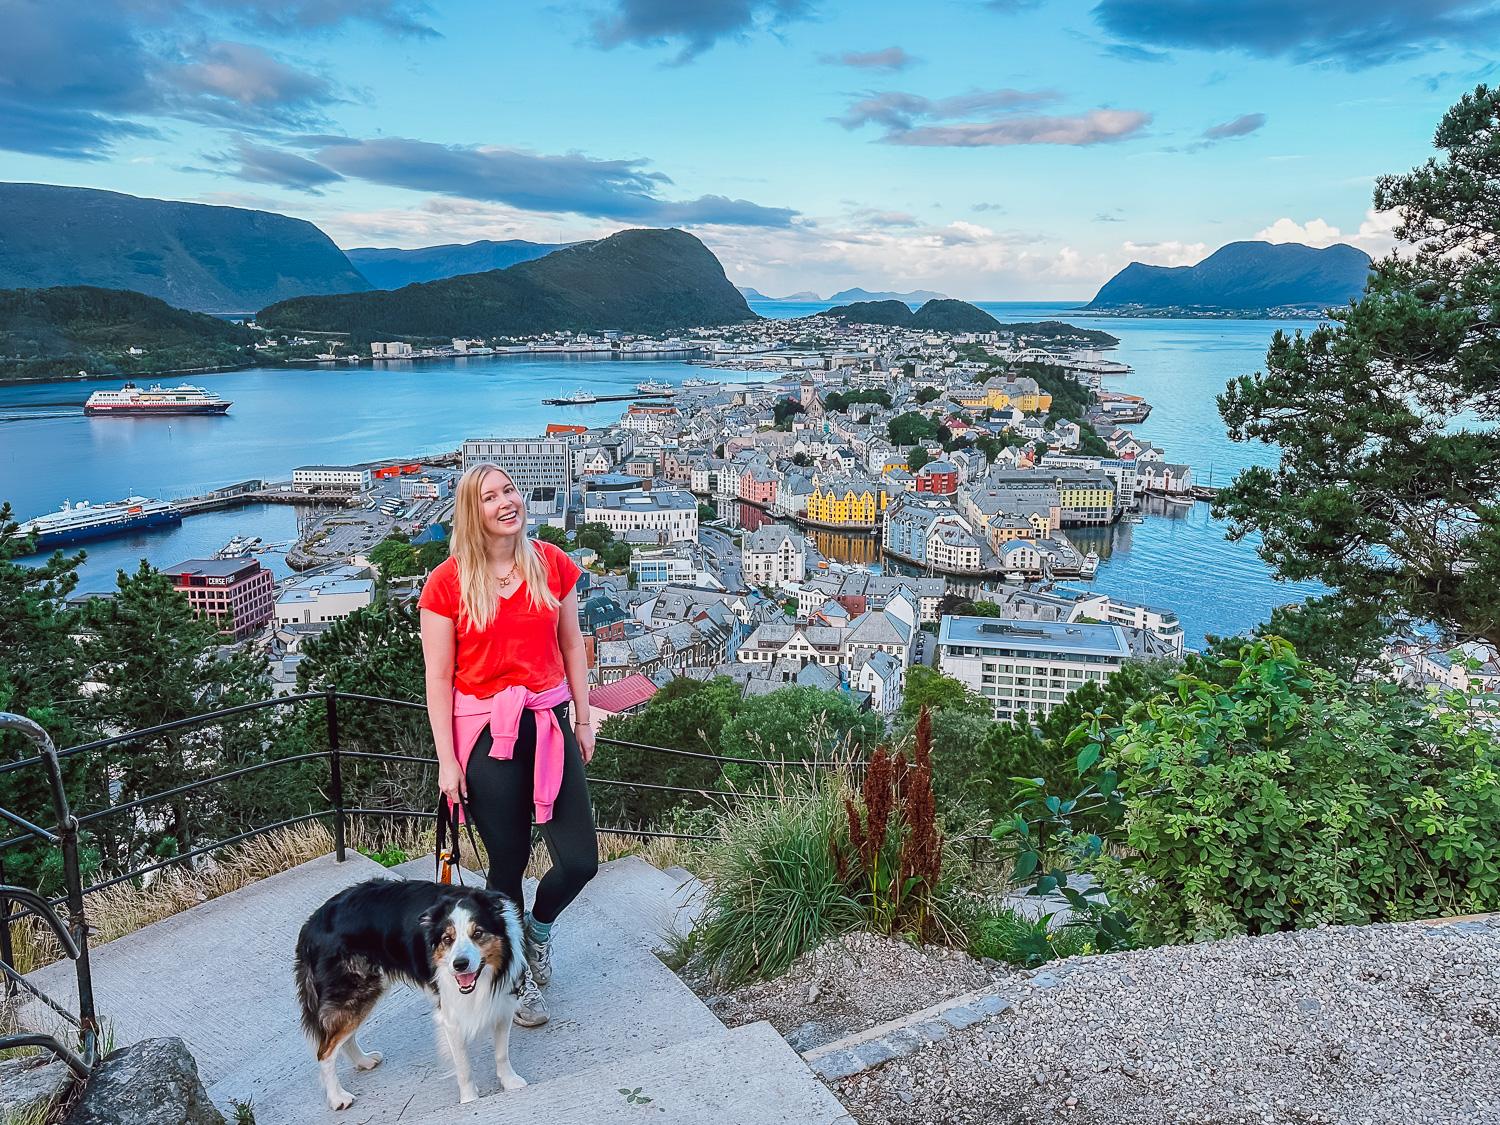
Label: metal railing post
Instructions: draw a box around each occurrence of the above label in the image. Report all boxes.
[326,690,346,862]
[0,857,14,1000]
[58,806,98,1062]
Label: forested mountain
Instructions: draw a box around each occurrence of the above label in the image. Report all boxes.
[1087,241,1372,313]
[0,184,370,314]
[0,286,259,380]
[822,298,1001,331]
[259,228,757,337]
[345,240,570,289]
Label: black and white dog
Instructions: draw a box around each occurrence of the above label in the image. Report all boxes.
[294,879,528,1110]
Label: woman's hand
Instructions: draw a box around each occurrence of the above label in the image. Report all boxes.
[437,756,466,808]
[575,722,596,765]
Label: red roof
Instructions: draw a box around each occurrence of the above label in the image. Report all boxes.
[589,674,659,715]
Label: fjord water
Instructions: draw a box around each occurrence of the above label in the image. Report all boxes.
[0,304,1323,645]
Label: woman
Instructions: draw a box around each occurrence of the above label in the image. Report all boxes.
[419,462,599,1027]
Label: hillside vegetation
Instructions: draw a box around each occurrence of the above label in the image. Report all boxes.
[1087,240,1372,313]
[0,183,370,314]
[0,286,259,381]
[259,228,757,337]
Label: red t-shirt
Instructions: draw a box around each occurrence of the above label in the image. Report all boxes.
[418,540,583,697]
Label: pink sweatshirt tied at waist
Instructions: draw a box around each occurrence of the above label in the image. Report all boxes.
[451,681,574,823]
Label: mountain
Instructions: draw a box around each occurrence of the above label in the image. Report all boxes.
[346,240,570,289]
[737,287,826,301]
[909,298,1001,332]
[827,287,948,304]
[823,299,916,325]
[0,285,259,381]
[0,183,370,314]
[259,228,758,337]
[1086,241,1372,313]
[822,298,999,331]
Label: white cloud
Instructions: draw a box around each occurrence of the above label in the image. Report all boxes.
[1255,208,1400,257]
[1120,239,1209,267]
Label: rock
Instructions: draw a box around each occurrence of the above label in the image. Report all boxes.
[66,1038,226,1125]
[0,1054,76,1118]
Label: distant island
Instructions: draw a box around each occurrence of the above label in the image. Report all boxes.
[736,286,947,303]
[816,298,1119,346]
[260,228,758,337]
[346,239,571,289]
[0,285,260,382]
[1087,240,1371,317]
[0,183,370,314]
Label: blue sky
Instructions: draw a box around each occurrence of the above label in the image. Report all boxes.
[2,0,1496,297]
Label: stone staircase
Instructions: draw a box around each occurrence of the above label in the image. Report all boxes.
[25,853,850,1124]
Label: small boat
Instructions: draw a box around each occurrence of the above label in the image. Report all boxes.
[1078,550,1100,578]
[1164,493,1194,507]
[635,379,673,394]
[547,388,599,405]
[682,377,716,388]
[1125,514,1146,524]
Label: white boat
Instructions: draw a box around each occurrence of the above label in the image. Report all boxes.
[1164,493,1194,507]
[1078,550,1100,578]
[84,382,231,415]
[635,379,673,394]
[682,377,717,388]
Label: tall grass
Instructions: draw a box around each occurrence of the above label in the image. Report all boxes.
[691,771,865,987]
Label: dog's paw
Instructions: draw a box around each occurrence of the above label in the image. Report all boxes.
[499,1072,528,1091]
[354,1050,383,1071]
[327,1090,355,1111]
[459,1085,479,1105]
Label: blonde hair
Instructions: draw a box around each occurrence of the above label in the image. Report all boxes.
[450,463,560,629]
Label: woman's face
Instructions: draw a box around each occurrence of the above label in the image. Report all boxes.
[478,470,525,541]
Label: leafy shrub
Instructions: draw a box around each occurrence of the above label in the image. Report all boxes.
[691,774,864,986]
[1003,638,1500,947]
[964,904,1095,968]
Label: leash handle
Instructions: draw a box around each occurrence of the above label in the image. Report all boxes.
[436,792,483,886]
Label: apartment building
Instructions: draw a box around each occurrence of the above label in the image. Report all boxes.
[937,616,1131,721]
[460,438,571,491]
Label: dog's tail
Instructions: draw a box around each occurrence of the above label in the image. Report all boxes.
[294,942,325,1046]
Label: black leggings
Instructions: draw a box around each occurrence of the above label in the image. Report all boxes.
[464,705,599,924]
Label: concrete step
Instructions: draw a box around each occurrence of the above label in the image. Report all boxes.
[582,855,703,951]
[407,1022,852,1125]
[22,852,396,1085]
[209,892,729,1122]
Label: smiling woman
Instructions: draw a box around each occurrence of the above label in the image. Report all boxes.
[418,462,600,1031]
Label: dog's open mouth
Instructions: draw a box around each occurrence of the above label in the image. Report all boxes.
[455,970,480,994]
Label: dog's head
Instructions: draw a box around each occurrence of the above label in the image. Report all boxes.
[422,888,522,996]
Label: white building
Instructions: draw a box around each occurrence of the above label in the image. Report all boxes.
[292,466,373,492]
[620,404,679,433]
[461,438,572,490]
[854,651,903,715]
[741,523,805,588]
[937,616,1132,721]
[582,489,698,543]
[274,567,376,626]
[630,546,699,590]
[370,341,413,357]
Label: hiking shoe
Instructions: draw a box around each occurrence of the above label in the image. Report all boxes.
[514,969,549,1027]
[524,927,554,988]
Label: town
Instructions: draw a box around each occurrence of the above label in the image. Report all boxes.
[140,316,1210,724]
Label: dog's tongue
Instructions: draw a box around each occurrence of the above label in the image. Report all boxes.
[456,970,480,990]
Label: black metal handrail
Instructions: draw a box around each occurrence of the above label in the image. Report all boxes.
[0,713,98,1079]
[0,687,867,1078]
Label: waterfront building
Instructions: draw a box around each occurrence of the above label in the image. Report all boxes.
[936,616,1132,721]
[164,558,275,640]
[806,475,890,528]
[461,438,571,490]
[737,461,781,507]
[1043,454,1138,510]
[370,341,413,357]
[292,466,373,492]
[1136,461,1195,495]
[928,523,985,571]
[582,488,698,543]
[983,470,1115,526]
[741,523,805,587]
[275,566,376,626]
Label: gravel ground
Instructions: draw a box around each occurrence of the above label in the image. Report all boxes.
[702,931,1005,1052]
[832,917,1500,1125]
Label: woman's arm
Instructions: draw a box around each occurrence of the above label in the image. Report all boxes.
[420,608,464,802]
[555,587,595,763]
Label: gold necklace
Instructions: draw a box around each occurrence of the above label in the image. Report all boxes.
[493,558,519,589]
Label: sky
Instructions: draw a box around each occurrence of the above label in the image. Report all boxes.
[2,0,1496,298]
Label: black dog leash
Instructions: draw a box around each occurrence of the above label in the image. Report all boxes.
[435,791,483,887]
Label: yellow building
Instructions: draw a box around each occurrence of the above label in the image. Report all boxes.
[806,477,891,527]
[1056,477,1115,525]
[950,378,1053,415]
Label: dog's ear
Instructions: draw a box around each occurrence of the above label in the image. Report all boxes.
[476,888,520,930]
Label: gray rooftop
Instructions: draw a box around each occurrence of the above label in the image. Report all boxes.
[938,615,1131,658]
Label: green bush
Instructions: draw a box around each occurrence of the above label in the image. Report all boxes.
[1082,640,1500,944]
[963,903,1095,968]
[691,774,864,986]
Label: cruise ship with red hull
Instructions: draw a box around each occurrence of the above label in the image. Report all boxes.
[83,382,232,416]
